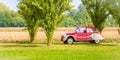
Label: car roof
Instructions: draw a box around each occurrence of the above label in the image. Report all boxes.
[81,26,95,30]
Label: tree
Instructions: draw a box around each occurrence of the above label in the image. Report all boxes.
[105,15,118,27]
[18,0,40,42]
[69,4,93,26]
[0,2,26,27]
[105,0,120,34]
[81,0,109,32]
[59,15,76,27]
[30,0,73,46]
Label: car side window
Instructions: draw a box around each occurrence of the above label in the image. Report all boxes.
[80,28,86,33]
[74,27,86,33]
[87,28,93,33]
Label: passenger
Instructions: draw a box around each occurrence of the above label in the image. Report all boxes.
[94,28,99,32]
[74,22,85,33]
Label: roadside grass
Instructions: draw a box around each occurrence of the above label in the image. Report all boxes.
[1,39,120,44]
[0,41,120,60]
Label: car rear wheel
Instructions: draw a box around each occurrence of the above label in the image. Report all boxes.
[90,40,100,44]
[66,37,74,44]
[89,40,95,44]
[94,40,100,44]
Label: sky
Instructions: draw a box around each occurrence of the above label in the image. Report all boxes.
[0,0,81,11]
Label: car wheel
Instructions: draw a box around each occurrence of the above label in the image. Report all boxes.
[89,40,95,44]
[64,41,68,44]
[67,37,74,44]
[94,40,100,44]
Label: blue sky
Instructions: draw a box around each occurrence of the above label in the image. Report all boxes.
[0,0,81,11]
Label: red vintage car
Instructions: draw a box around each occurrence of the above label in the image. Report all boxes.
[61,26,104,44]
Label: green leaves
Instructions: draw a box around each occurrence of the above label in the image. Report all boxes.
[82,0,109,32]
[106,0,120,27]
[0,3,25,27]
[104,0,120,35]
[18,0,41,42]
[18,0,73,44]
[35,0,73,45]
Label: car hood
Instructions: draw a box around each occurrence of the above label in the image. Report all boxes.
[64,32,75,35]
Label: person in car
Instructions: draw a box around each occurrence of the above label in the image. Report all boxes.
[74,22,85,33]
[94,28,99,32]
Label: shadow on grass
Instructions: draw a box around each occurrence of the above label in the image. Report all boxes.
[54,42,118,46]
[72,42,118,46]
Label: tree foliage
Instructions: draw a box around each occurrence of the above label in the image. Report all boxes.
[69,4,93,26]
[106,0,120,27]
[18,0,41,42]
[59,4,93,27]
[42,0,71,45]
[105,0,120,34]
[33,0,73,46]
[59,3,118,27]
[59,15,76,27]
[81,0,109,32]
[18,0,72,45]
[0,3,26,27]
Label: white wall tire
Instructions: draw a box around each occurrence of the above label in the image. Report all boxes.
[94,40,100,44]
[67,37,74,44]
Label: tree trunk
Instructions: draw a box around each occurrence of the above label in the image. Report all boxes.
[29,31,36,43]
[46,31,54,46]
[30,37,34,42]
[47,39,52,46]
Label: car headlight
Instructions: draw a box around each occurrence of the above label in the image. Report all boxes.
[62,33,66,37]
[92,33,104,40]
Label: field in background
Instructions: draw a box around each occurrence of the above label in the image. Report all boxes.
[0,27,119,42]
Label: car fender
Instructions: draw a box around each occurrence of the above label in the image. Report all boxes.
[64,35,75,41]
[91,33,104,40]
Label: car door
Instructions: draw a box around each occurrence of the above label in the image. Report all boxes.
[76,27,87,41]
[86,28,93,40]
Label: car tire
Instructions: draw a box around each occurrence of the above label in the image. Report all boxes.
[89,40,95,44]
[66,37,74,44]
[94,40,100,44]
[90,40,100,44]
[64,41,68,44]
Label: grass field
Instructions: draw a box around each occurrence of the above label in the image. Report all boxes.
[0,43,120,60]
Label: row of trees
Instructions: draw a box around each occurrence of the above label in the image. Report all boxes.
[59,4,118,27]
[0,2,118,27]
[0,3,26,27]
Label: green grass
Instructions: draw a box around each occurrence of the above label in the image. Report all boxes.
[0,42,120,60]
